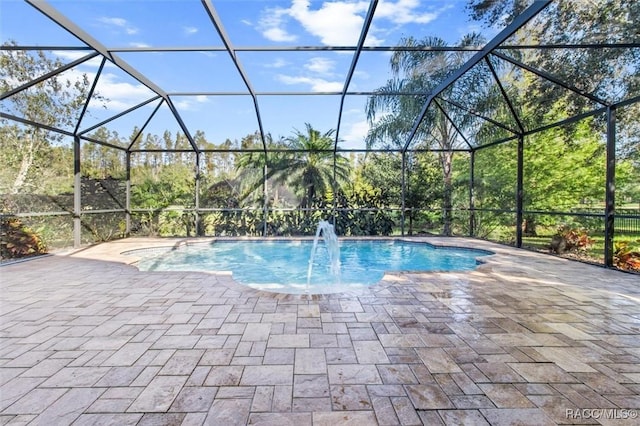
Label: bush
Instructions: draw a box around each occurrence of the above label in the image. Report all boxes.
[550,226,594,254]
[1,217,48,260]
[614,241,640,272]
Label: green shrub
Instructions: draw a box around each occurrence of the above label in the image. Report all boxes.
[0,217,48,259]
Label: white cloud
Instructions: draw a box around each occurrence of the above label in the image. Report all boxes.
[259,0,450,46]
[376,0,441,25]
[129,42,151,48]
[304,57,335,74]
[265,58,289,68]
[52,51,114,68]
[339,119,370,148]
[29,66,152,114]
[97,16,139,35]
[99,17,127,27]
[174,95,210,111]
[259,7,297,42]
[263,27,297,43]
[92,72,154,110]
[288,0,371,45]
[173,99,193,110]
[276,74,343,92]
[183,26,199,35]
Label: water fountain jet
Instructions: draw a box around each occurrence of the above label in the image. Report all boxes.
[307,220,341,292]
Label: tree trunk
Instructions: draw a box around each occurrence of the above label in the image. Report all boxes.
[441,151,453,236]
[11,131,35,194]
[523,215,537,236]
[408,212,414,236]
[436,112,454,237]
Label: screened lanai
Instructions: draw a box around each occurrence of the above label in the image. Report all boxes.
[4,3,640,425]
[1,0,639,272]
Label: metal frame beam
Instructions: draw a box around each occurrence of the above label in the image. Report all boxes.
[402,0,552,152]
[523,106,608,136]
[469,151,475,237]
[1,51,99,101]
[0,45,93,51]
[433,99,473,150]
[106,45,486,53]
[195,152,201,236]
[499,42,640,49]
[201,0,267,156]
[334,0,378,152]
[77,135,128,151]
[0,112,74,137]
[612,94,640,109]
[200,0,270,234]
[439,97,519,136]
[25,0,167,97]
[74,57,106,135]
[167,91,431,96]
[332,0,377,222]
[164,97,200,153]
[125,152,131,235]
[604,107,616,267]
[79,96,162,136]
[401,151,406,236]
[473,105,610,153]
[12,42,637,53]
[491,51,610,106]
[516,135,524,248]
[73,135,81,248]
[129,147,471,154]
[484,57,525,133]
[473,135,520,151]
[126,99,166,151]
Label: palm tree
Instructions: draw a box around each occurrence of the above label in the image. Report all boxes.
[236,124,351,209]
[281,123,350,208]
[366,34,486,236]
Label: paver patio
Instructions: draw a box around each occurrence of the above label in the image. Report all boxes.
[1,237,639,425]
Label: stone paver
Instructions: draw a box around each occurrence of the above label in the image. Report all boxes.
[127,375,187,412]
[1,237,639,425]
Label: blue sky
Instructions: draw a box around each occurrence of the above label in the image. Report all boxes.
[2,0,497,149]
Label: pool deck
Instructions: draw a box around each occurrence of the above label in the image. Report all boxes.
[1,237,639,425]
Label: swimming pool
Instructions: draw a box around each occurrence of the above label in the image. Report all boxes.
[133,240,492,294]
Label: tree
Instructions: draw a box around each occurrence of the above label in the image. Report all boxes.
[464,112,636,237]
[0,41,98,196]
[468,1,640,118]
[236,125,351,209]
[357,151,443,234]
[366,34,486,235]
[281,124,350,208]
[234,133,276,207]
[81,127,126,179]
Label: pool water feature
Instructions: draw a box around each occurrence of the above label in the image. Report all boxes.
[134,240,492,294]
[307,220,340,289]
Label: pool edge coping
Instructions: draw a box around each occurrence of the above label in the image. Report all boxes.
[59,235,582,298]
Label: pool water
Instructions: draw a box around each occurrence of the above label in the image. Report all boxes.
[135,240,492,294]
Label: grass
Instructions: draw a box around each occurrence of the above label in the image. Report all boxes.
[522,229,640,264]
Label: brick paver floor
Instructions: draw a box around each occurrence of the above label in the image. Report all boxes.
[1,237,639,425]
